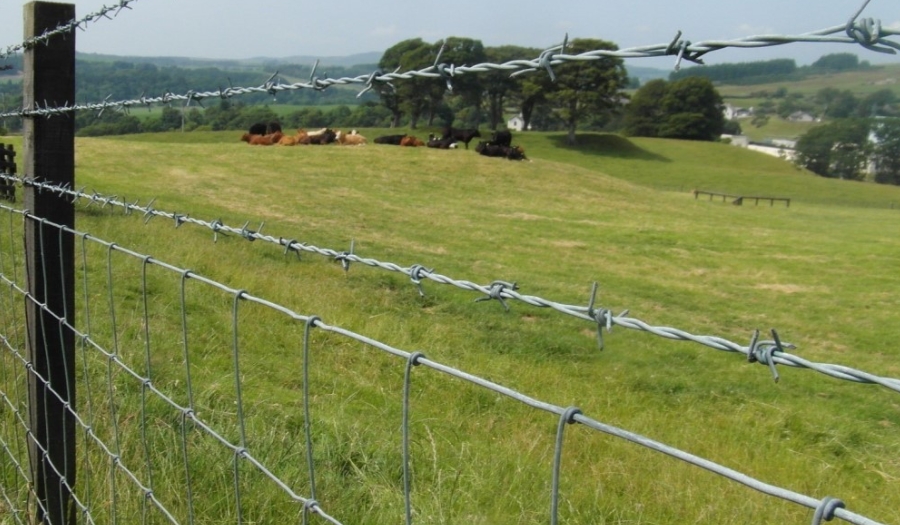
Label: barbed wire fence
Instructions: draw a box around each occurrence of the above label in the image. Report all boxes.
[0,204,892,525]
[3,173,899,397]
[0,0,898,120]
[1,0,899,524]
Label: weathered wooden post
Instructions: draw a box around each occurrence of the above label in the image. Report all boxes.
[23,2,76,524]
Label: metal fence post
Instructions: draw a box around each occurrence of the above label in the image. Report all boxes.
[23,2,76,524]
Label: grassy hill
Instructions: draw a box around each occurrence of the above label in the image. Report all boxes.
[2,130,899,524]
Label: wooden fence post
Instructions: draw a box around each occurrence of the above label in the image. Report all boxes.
[23,3,77,525]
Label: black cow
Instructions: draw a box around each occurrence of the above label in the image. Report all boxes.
[266,121,283,134]
[441,127,481,149]
[489,130,512,148]
[248,122,267,135]
[308,129,337,145]
[427,134,458,149]
[374,134,407,145]
[475,141,527,161]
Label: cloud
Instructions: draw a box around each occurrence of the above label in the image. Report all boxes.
[887,20,900,30]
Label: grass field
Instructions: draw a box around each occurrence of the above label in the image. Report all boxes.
[1,129,899,524]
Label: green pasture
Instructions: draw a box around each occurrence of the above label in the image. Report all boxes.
[730,115,821,142]
[1,130,899,524]
[716,63,900,99]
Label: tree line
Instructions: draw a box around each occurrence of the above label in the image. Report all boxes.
[669,53,874,86]
[794,118,900,185]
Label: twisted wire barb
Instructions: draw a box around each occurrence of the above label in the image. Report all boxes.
[0,0,897,119]
[0,1,139,63]
[9,174,900,396]
[0,205,892,525]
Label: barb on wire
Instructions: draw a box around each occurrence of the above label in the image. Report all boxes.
[1,0,140,63]
[7,174,900,397]
[3,0,898,119]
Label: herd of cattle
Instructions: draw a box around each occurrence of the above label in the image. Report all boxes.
[240,122,527,161]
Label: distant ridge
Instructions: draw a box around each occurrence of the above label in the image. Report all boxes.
[76,51,383,69]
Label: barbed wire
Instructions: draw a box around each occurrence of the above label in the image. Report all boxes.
[0,204,892,525]
[0,1,139,63]
[8,173,900,397]
[0,0,897,120]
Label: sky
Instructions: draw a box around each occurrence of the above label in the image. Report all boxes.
[2,0,899,70]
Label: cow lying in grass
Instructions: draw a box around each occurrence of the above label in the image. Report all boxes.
[374,134,407,145]
[337,130,367,145]
[400,136,425,147]
[241,131,284,145]
[475,140,527,160]
[427,134,458,149]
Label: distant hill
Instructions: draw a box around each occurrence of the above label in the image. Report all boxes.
[625,65,670,84]
[75,51,383,70]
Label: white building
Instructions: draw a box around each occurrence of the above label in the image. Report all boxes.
[507,114,531,132]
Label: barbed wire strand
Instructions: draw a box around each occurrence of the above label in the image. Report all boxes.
[0,0,897,120]
[0,205,891,525]
[7,174,900,398]
[0,1,139,63]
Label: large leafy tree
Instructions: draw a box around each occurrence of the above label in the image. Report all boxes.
[377,38,434,128]
[794,118,871,180]
[433,37,487,126]
[623,77,724,141]
[622,79,668,137]
[658,76,724,141]
[547,38,628,145]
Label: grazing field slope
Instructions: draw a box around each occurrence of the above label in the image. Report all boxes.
[2,129,899,524]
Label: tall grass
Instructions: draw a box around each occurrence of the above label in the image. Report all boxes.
[2,130,899,524]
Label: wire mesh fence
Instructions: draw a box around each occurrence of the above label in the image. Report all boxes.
[0,203,894,525]
[1,1,899,523]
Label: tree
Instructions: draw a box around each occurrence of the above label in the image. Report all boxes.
[811,53,860,71]
[514,70,555,132]
[483,45,539,130]
[546,38,628,145]
[622,79,667,137]
[658,77,724,141]
[871,118,900,185]
[623,77,724,141]
[378,38,432,128]
[794,119,871,180]
[434,37,486,126]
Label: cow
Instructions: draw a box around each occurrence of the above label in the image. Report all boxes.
[308,129,337,145]
[475,141,527,160]
[266,121,282,134]
[489,130,512,148]
[427,134,458,149]
[248,122,267,136]
[441,127,481,149]
[400,136,425,147]
[374,134,408,145]
[337,131,367,145]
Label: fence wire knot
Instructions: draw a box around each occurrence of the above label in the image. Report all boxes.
[335,240,355,272]
[280,238,301,260]
[408,264,434,297]
[747,329,795,383]
[812,496,845,524]
[475,280,518,312]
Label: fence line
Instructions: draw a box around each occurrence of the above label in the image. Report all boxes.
[2,2,898,523]
[0,203,890,525]
[0,1,139,62]
[4,173,900,399]
[1,0,898,120]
